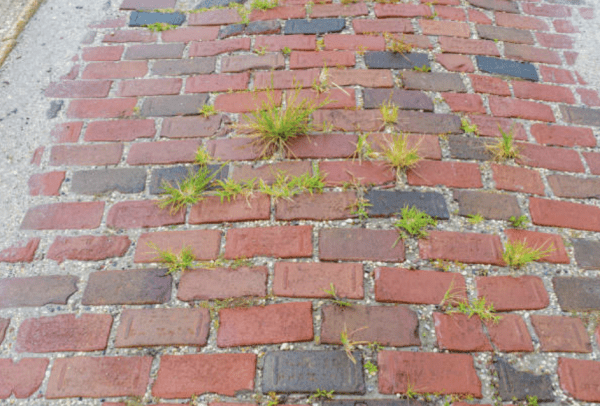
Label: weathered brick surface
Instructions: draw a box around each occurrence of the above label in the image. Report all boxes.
[153,354,256,397]
[530,124,595,147]
[50,121,82,143]
[218,302,313,347]
[82,269,172,305]
[118,78,182,96]
[437,54,475,72]
[0,275,78,308]
[16,314,112,353]
[162,115,223,138]
[273,262,364,299]
[495,358,553,401]
[419,231,504,265]
[225,226,312,259]
[365,189,448,218]
[47,356,152,398]
[402,71,466,92]
[152,57,215,75]
[491,164,544,195]
[572,239,600,269]
[287,133,358,158]
[559,358,600,402]
[115,308,210,347]
[488,96,555,122]
[21,202,104,230]
[407,161,482,189]
[107,200,185,229]
[553,277,600,311]
[190,195,271,224]
[71,168,146,195]
[378,351,482,397]
[140,94,209,117]
[0,358,49,399]
[0,238,40,263]
[178,267,268,301]
[45,80,111,98]
[322,305,419,347]
[320,161,395,186]
[262,351,365,393]
[84,119,155,142]
[363,88,432,110]
[375,268,466,305]
[529,197,600,232]
[531,315,591,353]
[485,314,533,352]
[47,235,131,263]
[320,228,404,262]
[275,191,356,221]
[454,190,520,220]
[434,313,492,352]
[67,98,137,118]
[135,229,221,262]
[127,139,201,165]
[50,143,123,166]
[476,276,549,311]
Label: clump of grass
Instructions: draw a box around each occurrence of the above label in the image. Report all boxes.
[266,392,280,406]
[460,117,478,135]
[158,164,218,213]
[324,283,352,307]
[467,213,484,224]
[214,178,257,203]
[503,240,555,268]
[440,282,501,323]
[394,205,437,239]
[199,104,217,117]
[378,133,422,172]
[258,169,325,200]
[241,87,329,157]
[340,324,369,364]
[149,243,196,274]
[308,389,334,402]
[145,22,177,32]
[412,65,431,72]
[487,125,520,161]
[353,132,376,162]
[282,46,292,55]
[251,0,279,11]
[384,32,413,54]
[380,100,399,127]
[364,361,378,376]
[508,214,529,229]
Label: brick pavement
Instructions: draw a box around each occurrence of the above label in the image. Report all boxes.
[2,0,600,404]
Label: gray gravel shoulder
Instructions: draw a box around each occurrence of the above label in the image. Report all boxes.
[0,0,119,249]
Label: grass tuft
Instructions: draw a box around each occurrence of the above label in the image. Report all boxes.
[251,0,279,10]
[199,104,217,117]
[503,240,555,268]
[378,133,422,172]
[324,283,352,307]
[380,100,399,127]
[149,243,196,274]
[242,87,329,157]
[258,169,325,201]
[487,125,520,162]
[508,214,529,229]
[394,205,437,239]
[145,22,177,32]
[158,165,218,213]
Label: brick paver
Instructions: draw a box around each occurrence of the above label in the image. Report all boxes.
[2,0,600,403]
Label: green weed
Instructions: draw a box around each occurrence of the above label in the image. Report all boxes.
[413,65,431,72]
[503,240,555,268]
[149,243,196,274]
[460,117,478,135]
[508,214,529,229]
[241,87,329,157]
[353,132,376,162]
[378,133,422,173]
[487,125,520,162]
[467,213,484,224]
[394,205,437,239]
[527,396,538,406]
[324,283,352,307]
[308,389,334,402]
[380,100,399,127]
[340,324,369,364]
[199,104,217,117]
[214,178,257,203]
[266,392,280,406]
[384,32,413,54]
[258,169,325,201]
[145,22,177,32]
[282,46,292,55]
[251,0,279,10]
[446,295,501,323]
[158,164,219,213]
[364,360,378,375]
